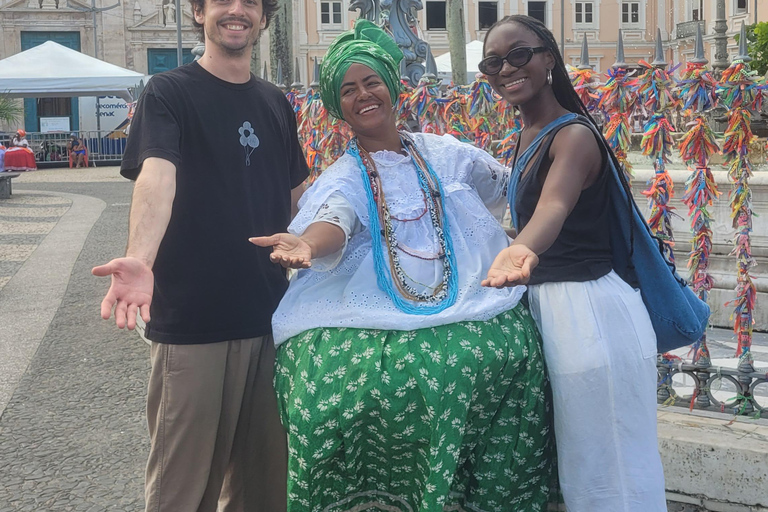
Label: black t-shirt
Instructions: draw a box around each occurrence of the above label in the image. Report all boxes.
[121,62,308,344]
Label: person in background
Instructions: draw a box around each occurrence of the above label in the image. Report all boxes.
[67,133,86,168]
[11,129,29,147]
[5,130,37,172]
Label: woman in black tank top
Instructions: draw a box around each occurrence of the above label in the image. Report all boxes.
[478,15,668,512]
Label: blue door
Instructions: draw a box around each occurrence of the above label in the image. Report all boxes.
[21,31,81,133]
[147,48,194,75]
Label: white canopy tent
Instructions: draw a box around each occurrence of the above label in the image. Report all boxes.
[435,40,485,85]
[0,41,144,102]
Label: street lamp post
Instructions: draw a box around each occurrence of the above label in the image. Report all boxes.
[713,0,729,73]
[68,0,121,134]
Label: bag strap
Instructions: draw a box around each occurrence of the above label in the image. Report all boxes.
[567,117,684,284]
[508,113,579,228]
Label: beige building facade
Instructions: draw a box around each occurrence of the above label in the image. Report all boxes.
[292,0,767,81]
[0,0,765,130]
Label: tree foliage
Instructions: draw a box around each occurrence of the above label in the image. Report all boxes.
[0,95,22,125]
[737,23,768,76]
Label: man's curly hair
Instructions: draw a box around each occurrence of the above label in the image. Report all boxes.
[188,0,279,41]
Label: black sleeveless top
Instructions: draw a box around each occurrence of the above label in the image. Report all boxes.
[514,118,612,285]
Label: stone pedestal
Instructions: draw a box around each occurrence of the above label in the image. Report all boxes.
[0,173,20,200]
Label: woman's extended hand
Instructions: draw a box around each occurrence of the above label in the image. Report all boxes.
[482,244,539,287]
[249,234,313,269]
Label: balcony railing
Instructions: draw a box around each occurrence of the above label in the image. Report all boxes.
[677,20,706,39]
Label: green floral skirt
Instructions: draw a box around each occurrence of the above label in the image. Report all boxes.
[274,304,555,512]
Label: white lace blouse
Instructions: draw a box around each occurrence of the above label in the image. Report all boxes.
[272,133,524,345]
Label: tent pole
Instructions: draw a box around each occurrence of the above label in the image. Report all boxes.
[176,0,183,68]
[93,0,101,134]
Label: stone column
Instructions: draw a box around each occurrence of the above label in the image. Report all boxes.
[250,40,261,77]
[269,0,293,86]
[712,0,729,72]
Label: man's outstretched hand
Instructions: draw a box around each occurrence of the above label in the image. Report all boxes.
[482,244,539,288]
[92,257,153,330]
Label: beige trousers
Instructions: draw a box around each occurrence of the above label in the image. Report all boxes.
[145,336,288,512]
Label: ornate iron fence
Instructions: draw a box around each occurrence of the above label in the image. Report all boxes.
[657,358,768,416]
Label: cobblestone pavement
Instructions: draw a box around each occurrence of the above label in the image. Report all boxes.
[0,194,73,291]
[0,167,766,511]
[0,168,148,511]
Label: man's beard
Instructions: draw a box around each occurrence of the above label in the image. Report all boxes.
[206,26,263,56]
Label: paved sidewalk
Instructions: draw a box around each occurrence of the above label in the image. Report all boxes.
[0,190,106,414]
[0,167,147,511]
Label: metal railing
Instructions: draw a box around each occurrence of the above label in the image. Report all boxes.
[676,20,707,39]
[1,130,127,166]
[658,357,768,416]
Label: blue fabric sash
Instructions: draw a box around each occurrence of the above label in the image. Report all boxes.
[507,113,578,229]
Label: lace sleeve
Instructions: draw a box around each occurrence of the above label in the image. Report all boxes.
[308,191,363,272]
[466,145,511,222]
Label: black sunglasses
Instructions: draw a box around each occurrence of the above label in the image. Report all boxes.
[479,46,549,76]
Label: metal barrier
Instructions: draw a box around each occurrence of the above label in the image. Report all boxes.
[658,358,768,416]
[3,130,127,166]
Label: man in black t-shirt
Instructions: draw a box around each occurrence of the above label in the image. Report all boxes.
[92,0,308,509]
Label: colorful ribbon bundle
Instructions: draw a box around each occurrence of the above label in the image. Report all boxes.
[677,62,718,113]
[286,88,306,127]
[599,67,636,179]
[677,58,721,364]
[726,208,757,359]
[633,58,680,264]
[394,78,414,132]
[567,64,600,112]
[467,75,497,150]
[410,74,441,134]
[599,67,636,114]
[604,113,632,177]
[320,118,352,169]
[439,85,471,141]
[631,60,680,113]
[640,115,677,262]
[718,57,761,362]
[298,87,328,184]
[717,60,764,112]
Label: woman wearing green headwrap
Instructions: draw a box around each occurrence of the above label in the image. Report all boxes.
[251,19,555,511]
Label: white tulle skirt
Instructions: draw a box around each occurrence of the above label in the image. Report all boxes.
[527,270,667,512]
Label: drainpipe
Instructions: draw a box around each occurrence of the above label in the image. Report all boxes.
[560,0,565,57]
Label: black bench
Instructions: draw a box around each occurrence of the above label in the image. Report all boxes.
[0,172,21,199]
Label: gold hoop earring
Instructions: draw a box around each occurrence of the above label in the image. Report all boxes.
[546,68,553,85]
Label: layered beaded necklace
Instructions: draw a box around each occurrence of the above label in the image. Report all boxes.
[347,132,459,315]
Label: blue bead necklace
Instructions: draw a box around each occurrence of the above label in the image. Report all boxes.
[347,132,459,315]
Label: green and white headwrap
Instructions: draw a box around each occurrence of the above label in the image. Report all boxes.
[319,19,404,121]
